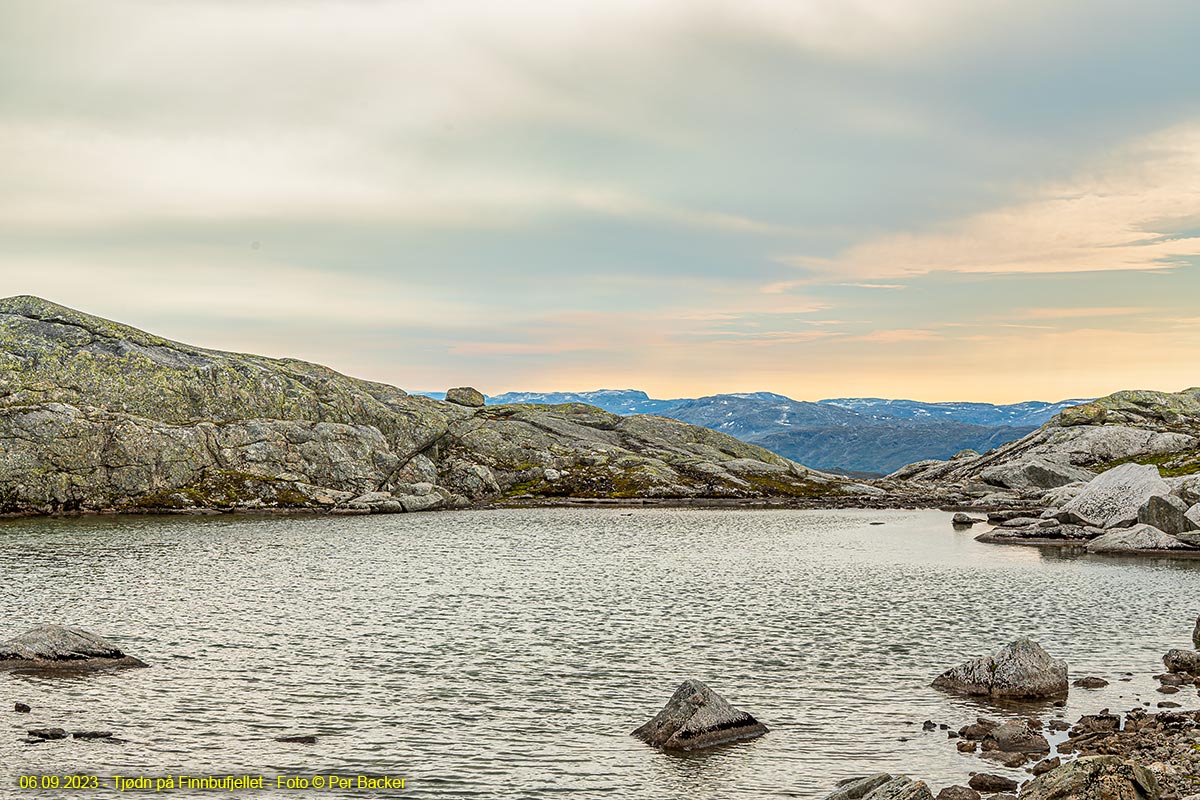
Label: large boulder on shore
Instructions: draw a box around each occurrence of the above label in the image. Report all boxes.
[1137,494,1199,535]
[631,679,767,750]
[1086,524,1194,554]
[1017,755,1159,800]
[1060,464,1172,529]
[0,625,147,670]
[933,638,1068,699]
[980,458,1094,491]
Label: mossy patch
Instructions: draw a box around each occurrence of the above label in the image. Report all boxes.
[1093,449,1200,478]
[129,470,317,510]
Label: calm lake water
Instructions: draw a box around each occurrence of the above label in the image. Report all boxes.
[3,507,1200,799]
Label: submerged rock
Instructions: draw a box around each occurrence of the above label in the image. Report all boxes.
[27,728,68,740]
[1018,755,1159,800]
[1086,524,1194,554]
[0,625,147,670]
[1060,464,1171,529]
[1072,676,1109,689]
[967,774,1017,793]
[631,679,767,750]
[14,702,31,713]
[933,638,1068,699]
[1194,615,1200,649]
[276,734,318,744]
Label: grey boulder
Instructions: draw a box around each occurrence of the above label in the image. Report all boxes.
[983,719,1050,753]
[1137,494,1199,535]
[952,513,985,526]
[1086,524,1194,554]
[0,625,147,670]
[933,638,1068,699]
[980,458,1094,491]
[632,679,767,750]
[1060,463,1171,529]
[1017,755,1159,800]
[445,386,486,408]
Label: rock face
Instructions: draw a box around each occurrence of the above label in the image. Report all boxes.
[933,638,1068,699]
[0,625,147,670]
[1136,494,1198,535]
[0,296,844,515]
[1086,524,1194,554]
[1018,756,1159,800]
[1061,464,1172,529]
[445,387,485,408]
[891,389,1200,487]
[631,679,767,750]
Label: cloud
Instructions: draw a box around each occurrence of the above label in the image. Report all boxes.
[795,124,1200,280]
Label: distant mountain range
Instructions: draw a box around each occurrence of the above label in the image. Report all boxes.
[414,389,1091,475]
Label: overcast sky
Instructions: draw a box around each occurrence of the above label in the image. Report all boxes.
[3,0,1198,402]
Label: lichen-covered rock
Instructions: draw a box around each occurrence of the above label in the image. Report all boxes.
[1017,756,1159,800]
[983,719,1050,753]
[933,638,1068,699]
[445,387,485,407]
[0,296,844,515]
[1061,464,1172,529]
[0,625,147,670]
[824,776,895,800]
[1137,494,1198,535]
[631,679,767,750]
[1086,524,1194,554]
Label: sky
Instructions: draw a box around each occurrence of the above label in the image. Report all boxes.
[2,0,1199,403]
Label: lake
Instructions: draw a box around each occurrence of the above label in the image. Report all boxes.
[3,507,1199,798]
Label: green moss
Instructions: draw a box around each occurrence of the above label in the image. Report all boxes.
[129,470,317,510]
[1093,449,1200,478]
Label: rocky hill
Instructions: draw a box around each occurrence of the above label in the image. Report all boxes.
[892,388,1200,502]
[0,296,863,516]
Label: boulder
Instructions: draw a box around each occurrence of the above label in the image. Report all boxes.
[1137,494,1199,535]
[980,458,1095,491]
[860,778,934,800]
[824,775,895,800]
[1017,755,1159,800]
[1163,649,1200,674]
[0,625,147,670]
[1086,524,1194,554]
[1188,504,1200,529]
[631,679,767,750]
[445,387,486,408]
[1060,464,1171,529]
[983,720,1049,753]
[935,788,980,800]
[1042,482,1087,507]
[1171,475,1200,505]
[933,638,1068,699]
[952,513,985,526]
[968,774,1017,793]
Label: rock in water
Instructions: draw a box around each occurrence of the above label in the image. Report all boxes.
[1086,524,1194,554]
[631,679,767,750]
[1060,464,1171,529]
[1163,649,1200,675]
[445,386,485,408]
[952,513,984,526]
[983,719,1049,753]
[1194,615,1200,649]
[1137,494,1199,535]
[932,638,1068,699]
[0,625,147,670]
[822,776,933,800]
[1018,755,1159,800]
